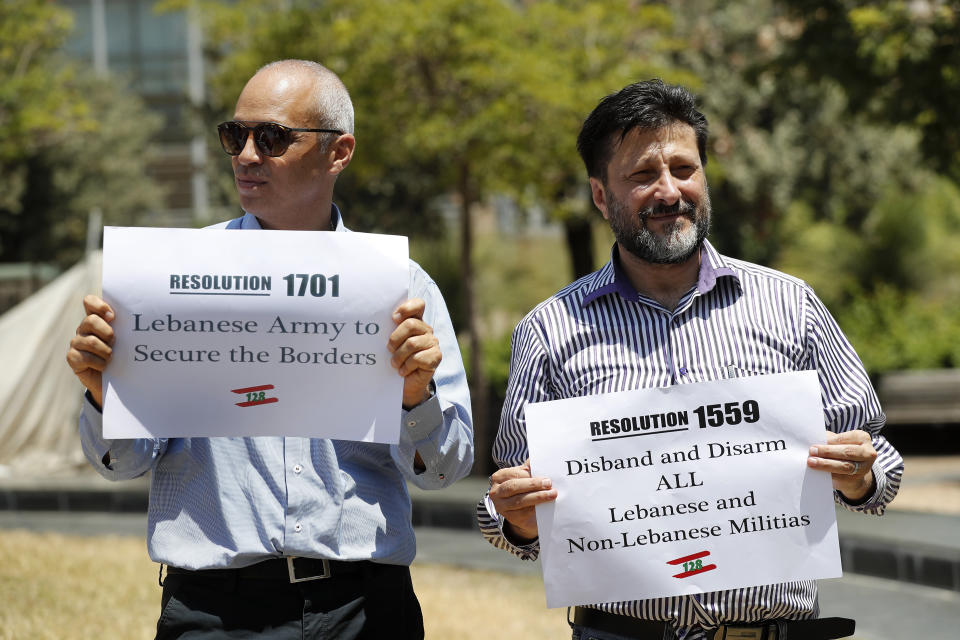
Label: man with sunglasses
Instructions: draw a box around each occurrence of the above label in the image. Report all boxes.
[66,59,473,639]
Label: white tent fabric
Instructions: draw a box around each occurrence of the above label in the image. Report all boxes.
[0,252,101,476]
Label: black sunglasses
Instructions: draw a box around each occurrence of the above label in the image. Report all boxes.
[217,121,344,157]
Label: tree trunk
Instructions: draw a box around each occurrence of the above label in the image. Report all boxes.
[458,162,491,474]
[563,216,595,280]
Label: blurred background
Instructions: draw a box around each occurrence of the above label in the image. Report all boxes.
[0,1,958,636]
[2,0,958,472]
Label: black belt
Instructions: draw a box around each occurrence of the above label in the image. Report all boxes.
[165,557,372,584]
[572,607,856,640]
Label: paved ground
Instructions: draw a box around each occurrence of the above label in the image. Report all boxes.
[885,455,960,514]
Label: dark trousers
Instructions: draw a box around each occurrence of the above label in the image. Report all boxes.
[155,561,423,639]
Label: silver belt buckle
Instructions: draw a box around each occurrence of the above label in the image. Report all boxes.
[714,626,769,640]
[286,556,331,583]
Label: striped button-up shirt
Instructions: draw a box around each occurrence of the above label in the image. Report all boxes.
[477,240,902,640]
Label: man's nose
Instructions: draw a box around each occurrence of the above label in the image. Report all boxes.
[236,131,262,165]
[652,170,680,205]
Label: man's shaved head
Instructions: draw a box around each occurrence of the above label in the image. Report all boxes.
[256,59,354,135]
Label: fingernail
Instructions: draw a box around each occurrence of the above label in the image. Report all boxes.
[809,446,818,455]
[542,478,552,489]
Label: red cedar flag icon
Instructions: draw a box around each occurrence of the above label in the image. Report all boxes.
[667,550,717,579]
[231,384,279,407]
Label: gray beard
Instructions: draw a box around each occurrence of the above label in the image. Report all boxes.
[609,192,711,264]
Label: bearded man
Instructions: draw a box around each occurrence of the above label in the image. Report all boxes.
[477,80,902,640]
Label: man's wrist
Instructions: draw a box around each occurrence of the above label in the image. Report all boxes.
[84,389,103,413]
[839,471,876,505]
[403,390,431,410]
[402,380,436,410]
[503,520,538,545]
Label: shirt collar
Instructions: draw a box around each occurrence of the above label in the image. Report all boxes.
[236,203,346,231]
[697,239,738,292]
[581,239,739,307]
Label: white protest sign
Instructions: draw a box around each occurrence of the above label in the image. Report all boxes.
[525,370,841,608]
[101,226,408,443]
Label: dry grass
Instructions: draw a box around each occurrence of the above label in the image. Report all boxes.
[0,530,158,640]
[0,530,567,640]
[412,564,566,639]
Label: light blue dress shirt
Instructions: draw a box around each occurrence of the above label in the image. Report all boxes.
[78,206,473,569]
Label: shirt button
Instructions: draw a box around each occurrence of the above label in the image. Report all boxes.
[407,420,417,427]
[293,464,302,474]
[679,367,689,376]
[294,523,302,532]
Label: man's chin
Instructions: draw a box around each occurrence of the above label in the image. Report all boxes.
[623,235,701,265]
[238,194,267,214]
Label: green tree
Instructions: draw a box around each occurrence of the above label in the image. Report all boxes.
[0,0,164,267]
[669,0,960,375]
[777,0,960,179]
[508,1,686,278]
[185,0,684,469]
[671,0,927,267]
[0,0,74,202]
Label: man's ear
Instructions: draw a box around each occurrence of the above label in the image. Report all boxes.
[327,134,356,175]
[589,177,610,221]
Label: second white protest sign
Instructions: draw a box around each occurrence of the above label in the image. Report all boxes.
[525,370,841,608]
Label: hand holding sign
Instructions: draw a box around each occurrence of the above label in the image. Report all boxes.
[808,429,878,502]
[489,459,557,543]
[66,295,116,409]
[389,298,442,409]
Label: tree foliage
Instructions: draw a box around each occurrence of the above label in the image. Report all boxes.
[179,0,960,389]
[182,0,686,464]
[671,0,960,374]
[777,0,960,179]
[0,0,82,216]
[838,285,960,375]
[181,0,682,259]
[0,0,164,268]
[671,0,928,266]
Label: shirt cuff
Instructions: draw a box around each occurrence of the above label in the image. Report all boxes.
[397,381,447,482]
[480,492,540,559]
[835,460,888,513]
[401,380,441,441]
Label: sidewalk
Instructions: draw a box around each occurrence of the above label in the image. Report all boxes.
[2,456,958,591]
